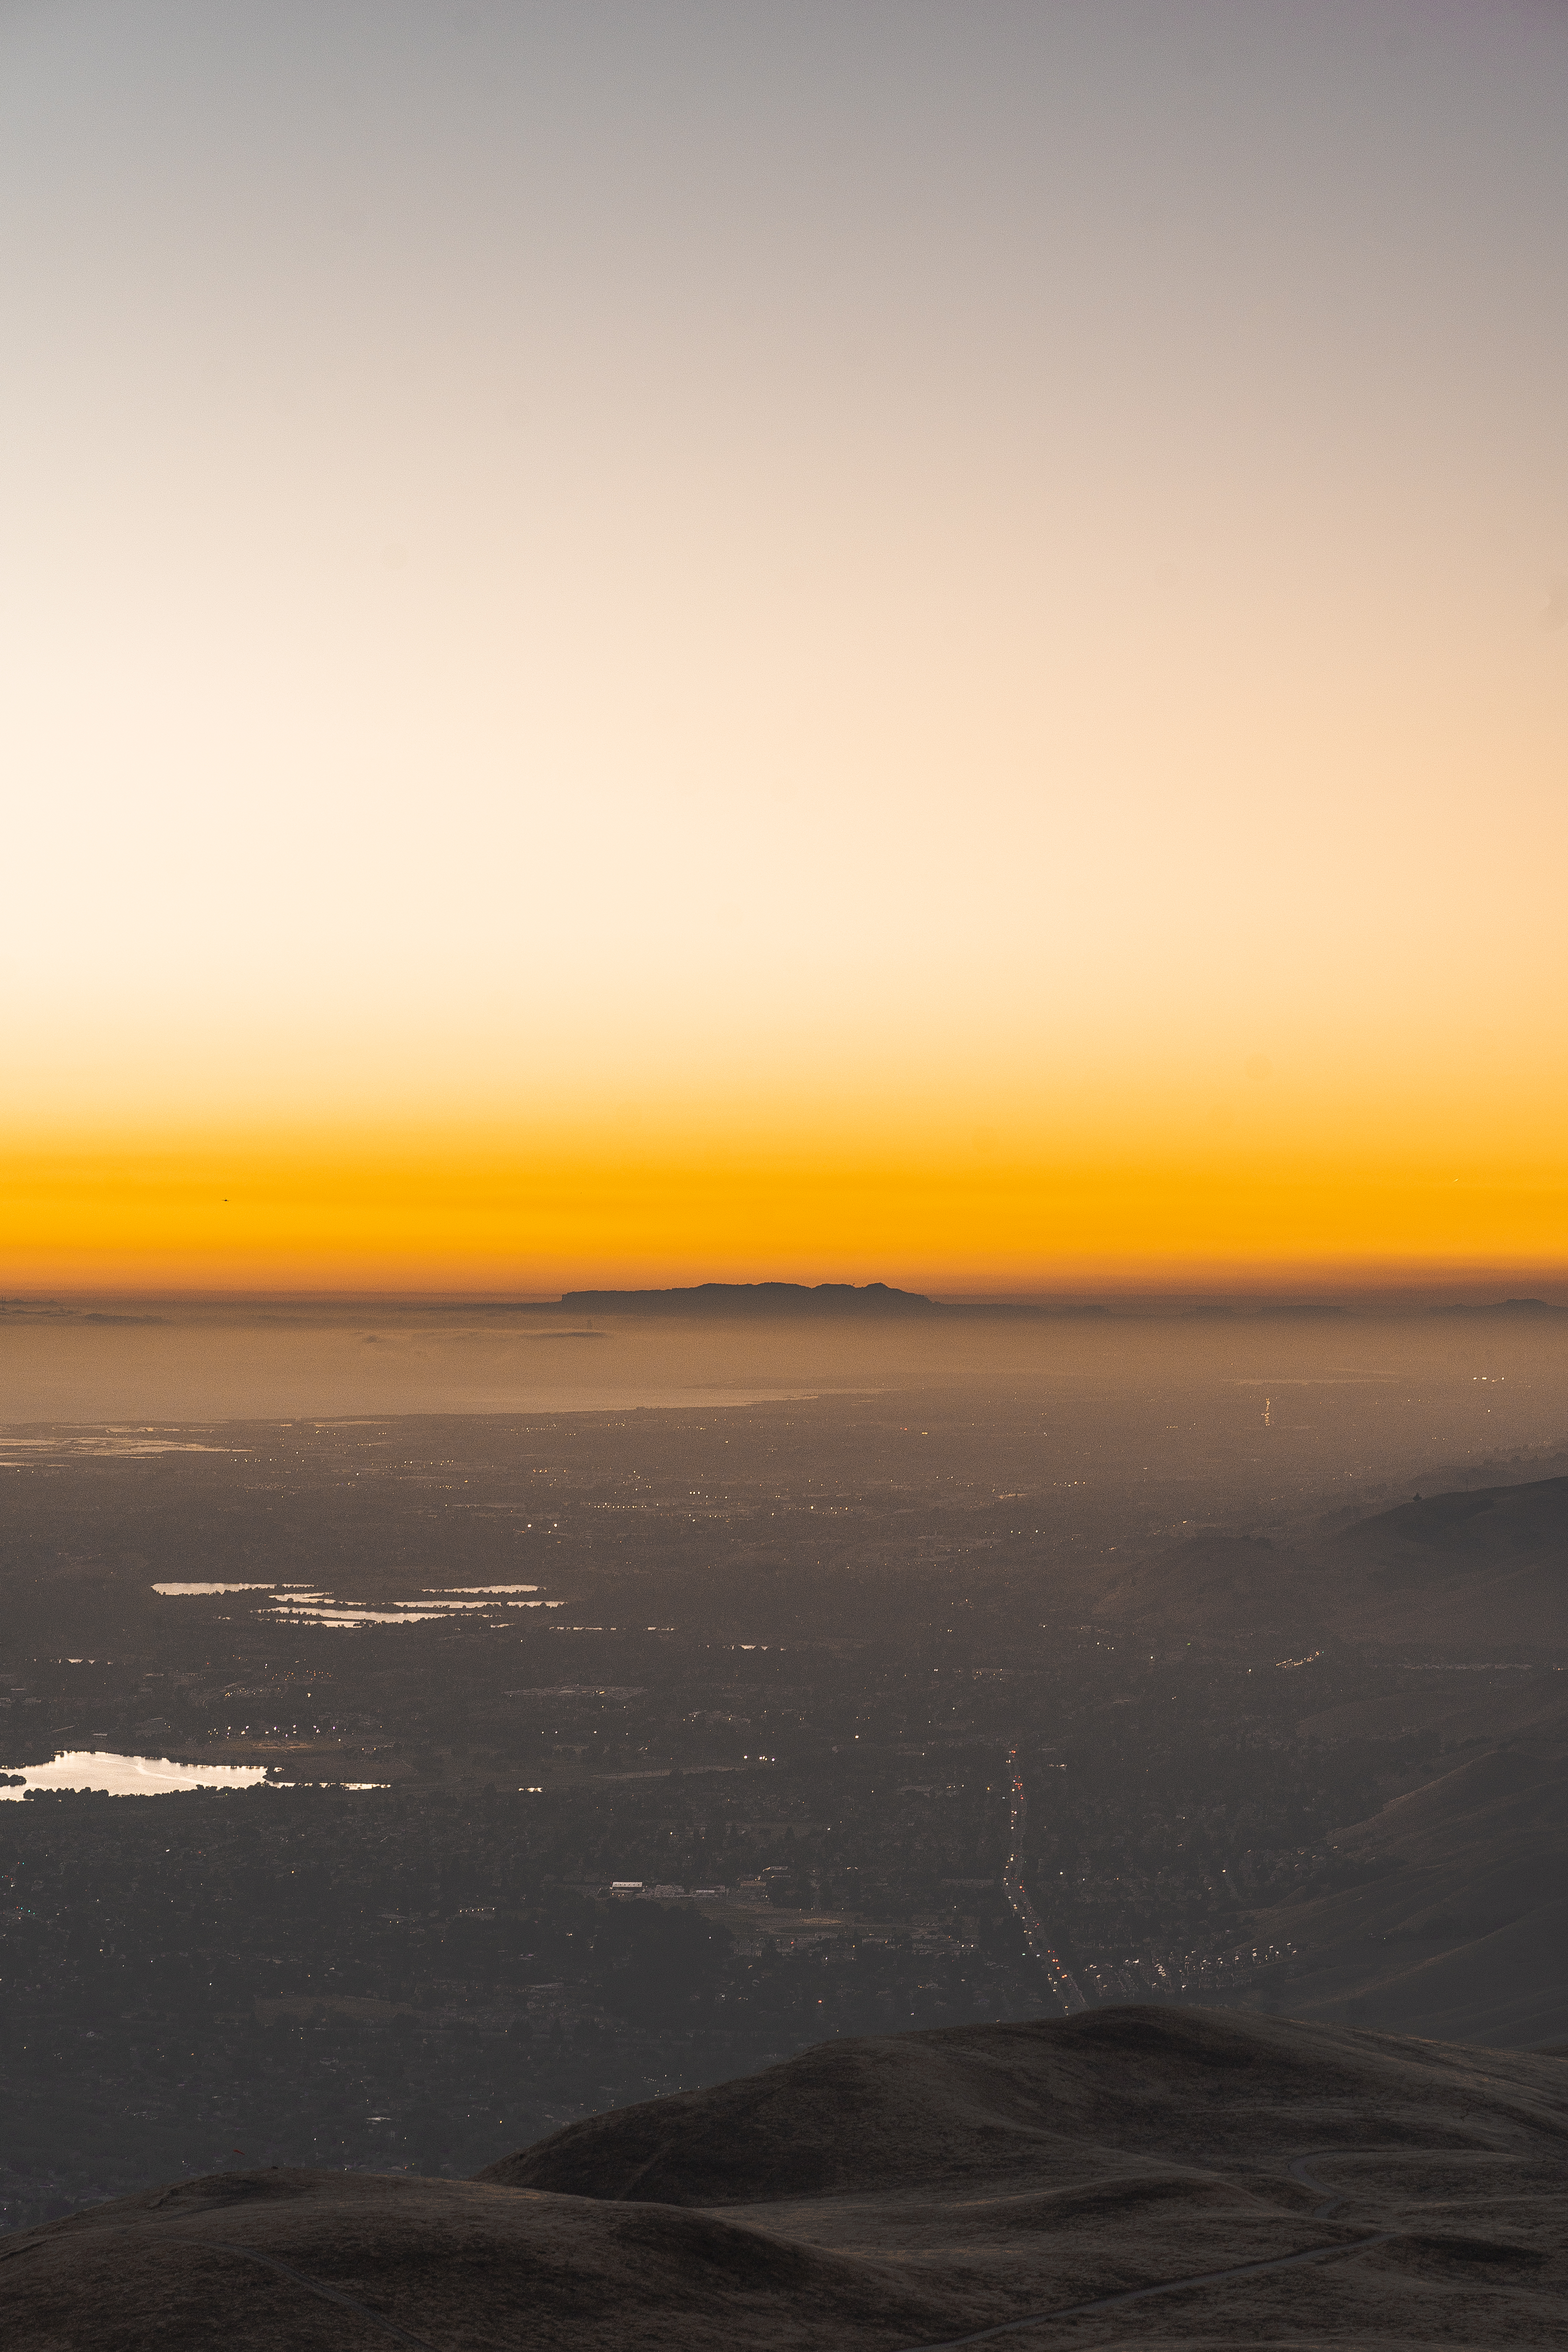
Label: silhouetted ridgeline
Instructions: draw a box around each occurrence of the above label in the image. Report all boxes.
[8,2010,1567,2350]
[1432,1297,1566,1317]
[449,1286,1565,1320]
[561,1281,940,1316]
[541,1283,1112,1318]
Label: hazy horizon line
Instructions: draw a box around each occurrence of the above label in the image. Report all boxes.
[4,1275,1566,1312]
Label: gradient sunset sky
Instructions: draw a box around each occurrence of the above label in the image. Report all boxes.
[4,1,1566,1293]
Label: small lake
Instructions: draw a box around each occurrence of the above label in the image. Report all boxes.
[0,1750,272,1800]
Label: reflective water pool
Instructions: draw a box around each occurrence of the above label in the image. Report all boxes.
[0,1750,272,1799]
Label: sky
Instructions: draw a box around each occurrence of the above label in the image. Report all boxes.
[3,0,1566,1293]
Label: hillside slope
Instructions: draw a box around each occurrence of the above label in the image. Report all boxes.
[7,2009,1566,2350]
[1245,1747,1568,2046]
[1328,1478,1568,1647]
[1096,1476,1568,1648]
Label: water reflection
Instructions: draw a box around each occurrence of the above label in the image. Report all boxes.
[152,1581,276,1596]
[150,1580,556,1627]
[0,1750,271,1799]
[263,1596,565,1627]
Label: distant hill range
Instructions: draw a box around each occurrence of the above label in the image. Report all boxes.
[470,1286,1565,1320]
[1096,1474,1568,1651]
[528,1282,1112,1319]
[1094,1474,1568,2048]
[1253,1738,1568,2048]
[9,2007,1567,2349]
[1431,1297,1566,1317]
[562,1280,942,1316]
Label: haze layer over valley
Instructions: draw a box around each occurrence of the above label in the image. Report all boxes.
[3,1303,1564,2253]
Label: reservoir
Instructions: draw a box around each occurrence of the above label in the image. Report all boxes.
[0,1749,271,1799]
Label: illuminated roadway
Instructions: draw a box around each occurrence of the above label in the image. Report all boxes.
[1003,1748,1087,2015]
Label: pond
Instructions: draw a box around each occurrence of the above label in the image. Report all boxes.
[0,1749,272,1799]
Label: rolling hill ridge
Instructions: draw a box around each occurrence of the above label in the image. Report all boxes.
[6,2008,1567,2349]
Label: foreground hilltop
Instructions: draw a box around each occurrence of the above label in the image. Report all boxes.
[6,2008,1566,2349]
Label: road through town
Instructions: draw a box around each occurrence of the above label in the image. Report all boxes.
[1003,1750,1087,2016]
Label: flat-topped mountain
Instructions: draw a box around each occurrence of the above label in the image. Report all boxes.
[7,2008,1567,2349]
[546,1283,1111,1318]
[557,1280,943,1316]
[493,1282,1114,1318]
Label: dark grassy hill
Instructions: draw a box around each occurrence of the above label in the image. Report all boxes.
[1327,1477,1568,1646]
[9,2009,1567,2350]
[1244,1747,1568,2047]
[1097,1534,1323,1638]
[1095,1477,1568,1649]
[477,2004,1563,2203]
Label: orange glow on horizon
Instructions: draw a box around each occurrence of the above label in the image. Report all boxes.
[4,1132,1564,1295]
[4,10,1566,1296]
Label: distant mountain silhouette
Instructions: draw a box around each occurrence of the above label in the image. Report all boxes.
[10,2010,1566,2349]
[1432,1297,1565,1316]
[558,1281,942,1316]
[544,1283,1112,1319]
